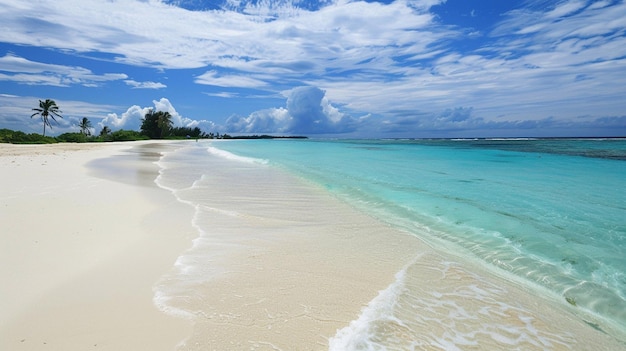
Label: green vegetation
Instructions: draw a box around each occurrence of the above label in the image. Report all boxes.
[78,117,92,136]
[0,129,57,144]
[56,130,149,142]
[0,127,306,144]
[107,129,149,141]
[30,99,63,137]
[99,126,111,138]
[140,110,210,139]
[1,128,149,144]
[56,132,90,143]
[140,110,172,139]
[170,126,206,138]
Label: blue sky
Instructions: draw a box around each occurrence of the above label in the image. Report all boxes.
[0,0,625,138]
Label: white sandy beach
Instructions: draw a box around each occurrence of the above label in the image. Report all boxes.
[0,142,193,350]
[1,141,624,351]
[0,141,417,350]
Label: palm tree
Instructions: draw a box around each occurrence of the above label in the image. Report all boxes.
[140,110,173,139]
[31,99,63,136]
[140,109,158,138]
[157,111,173,138]
[99,125,111,137]
[79,117,92,136]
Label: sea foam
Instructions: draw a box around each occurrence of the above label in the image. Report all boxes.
[206,145,268,165]
[330,256,577,350]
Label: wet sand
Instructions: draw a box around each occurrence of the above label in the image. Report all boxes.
[153,142,626,350]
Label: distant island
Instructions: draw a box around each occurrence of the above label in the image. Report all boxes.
[223,135,308,140]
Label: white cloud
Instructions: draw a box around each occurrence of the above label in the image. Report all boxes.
[587,1,612,10]
[195,70,268,88]
[225,86,356,134]
[301,1,626,127]
[99,105,150,131]
[0,0,447,75]
[203,91,240,98]
[98,99,173,131]
[124,80,167,89]
[0,72,67,87]
[152,97,189,127]
[226,108,291,134]
[0,54,128,87]
[98,97,218,132]
[545,0,587,19]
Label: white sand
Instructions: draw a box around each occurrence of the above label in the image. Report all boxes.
[0,142,192,350]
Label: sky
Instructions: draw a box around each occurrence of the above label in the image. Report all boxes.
[0,0,625,138]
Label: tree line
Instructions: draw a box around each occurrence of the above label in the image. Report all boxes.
[8,98,225,143]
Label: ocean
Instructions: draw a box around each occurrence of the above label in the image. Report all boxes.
[153,138,626,349]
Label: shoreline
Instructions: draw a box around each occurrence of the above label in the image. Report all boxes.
[152,141,424,348]
[153,141,626,349]
[2,140,624,350]
[0,141,193,350]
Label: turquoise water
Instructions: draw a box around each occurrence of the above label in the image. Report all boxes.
[212,138,626,332]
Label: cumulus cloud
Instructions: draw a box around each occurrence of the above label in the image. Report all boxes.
[99,105,149,131]
[98,98,180,131]
[225,86,357,134]
[286,86,326,133]
[226,108,291,134]
[98,97,218,133]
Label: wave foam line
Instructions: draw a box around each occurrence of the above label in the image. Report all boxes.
[328,257,416,350]
[206,146,268,165]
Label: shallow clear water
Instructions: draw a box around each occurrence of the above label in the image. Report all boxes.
[212,138,626,333]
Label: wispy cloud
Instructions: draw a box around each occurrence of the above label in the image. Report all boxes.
[203,91,240,98]
[124,80,167,89]
[195,70,268,88]
[0,54,127,87]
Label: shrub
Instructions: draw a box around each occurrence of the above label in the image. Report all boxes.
[56,132,89,143]
[109,129,149,141]
[0,129,57,144]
